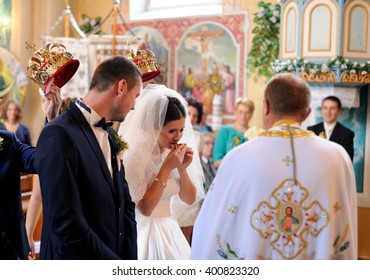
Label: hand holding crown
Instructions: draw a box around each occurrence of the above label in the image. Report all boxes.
[25,42,79,95]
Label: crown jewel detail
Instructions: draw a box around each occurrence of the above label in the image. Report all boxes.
[26,42,79,93]
[127,48,160,82]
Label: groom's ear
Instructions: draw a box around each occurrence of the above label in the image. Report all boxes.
[117,79,128,96]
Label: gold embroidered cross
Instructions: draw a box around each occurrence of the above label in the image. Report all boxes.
[333,202,341,213]
[250,179,329,259]
[227,204,238,213]
[283,156,294,166]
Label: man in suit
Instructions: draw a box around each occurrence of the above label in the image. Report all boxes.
[307,96,355,161]
[0,85,61,259]
[35,56,142,259]
[201,132,216,193]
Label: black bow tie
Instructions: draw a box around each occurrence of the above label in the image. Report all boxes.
[94,118,113,130]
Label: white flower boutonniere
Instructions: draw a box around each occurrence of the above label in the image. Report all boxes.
[0,136,4,151]
[109,132,129,171]
[319,131,326,139]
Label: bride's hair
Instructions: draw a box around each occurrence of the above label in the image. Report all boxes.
[164,97,186,126]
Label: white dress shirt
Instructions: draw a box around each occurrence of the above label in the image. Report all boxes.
[76,99,112,177]
[324,121,337,139]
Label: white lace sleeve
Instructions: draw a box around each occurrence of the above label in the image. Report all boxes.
[124,148,164,203]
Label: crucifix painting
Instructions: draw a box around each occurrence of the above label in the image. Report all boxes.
[187,26,224,84]
[176,23,238,114]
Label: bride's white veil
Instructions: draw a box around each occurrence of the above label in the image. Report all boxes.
[118,84,205,202]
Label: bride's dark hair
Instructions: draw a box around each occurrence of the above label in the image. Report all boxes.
[164,97,186,125]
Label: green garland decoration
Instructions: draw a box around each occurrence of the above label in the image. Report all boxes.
[272,56,370,75]
[79,14,104,35]
[247,1,281,80]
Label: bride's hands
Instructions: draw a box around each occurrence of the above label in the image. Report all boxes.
[163,144,187,170]
[180,146,193,170]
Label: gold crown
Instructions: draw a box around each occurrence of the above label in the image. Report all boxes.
[26,42,79,94]
[127,48,160,82]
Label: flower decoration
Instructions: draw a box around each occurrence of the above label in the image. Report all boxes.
[110,132,129,156]
[247,1,281,80]
[319,132,326,139]
[79,14,104,35]
[244,126,265,140]
[216,235,244,260]
[272,56,370,76]
[108,131,128,171]
[0,136,3,151]
[332,228,351,260]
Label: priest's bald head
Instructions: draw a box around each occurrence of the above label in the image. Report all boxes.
[263,73,311,130]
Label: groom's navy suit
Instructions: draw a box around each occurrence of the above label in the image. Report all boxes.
[35,102,137,259]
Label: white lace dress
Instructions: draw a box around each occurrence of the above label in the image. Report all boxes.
[128,152,190,260]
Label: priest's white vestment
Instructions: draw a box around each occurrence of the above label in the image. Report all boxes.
[191,120,357,260]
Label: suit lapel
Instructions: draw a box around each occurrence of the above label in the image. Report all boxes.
[202,160,214,178]
[69,103,116,195]
[318,122,325,137]
[329,123,340,142]
[108,132,122,205]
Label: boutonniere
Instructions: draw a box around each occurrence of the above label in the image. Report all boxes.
[232,136,241,147]
[319,131,326,139]
[0,136,4,151]
[108,131,128,171]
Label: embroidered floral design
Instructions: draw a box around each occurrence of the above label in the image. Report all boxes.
[0,136,3,151]
[250,178,330,259]
[216,234,244,260]
[332,225,350,260]
[227,204,238,213]
[333,202,341,213]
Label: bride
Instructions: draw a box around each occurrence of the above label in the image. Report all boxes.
[118,84,204,260]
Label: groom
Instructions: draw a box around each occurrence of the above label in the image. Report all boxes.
[35,56,142,259]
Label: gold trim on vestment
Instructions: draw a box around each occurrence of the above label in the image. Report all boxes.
[259,120,315,138]
[259,130,315,138]
[272,119,300,127]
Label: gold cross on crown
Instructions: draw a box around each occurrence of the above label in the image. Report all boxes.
[25,42,36,51]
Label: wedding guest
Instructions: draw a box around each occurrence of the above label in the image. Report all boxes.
[198,104,213,133]
[307,96,354,161]
[35,56,142,259]
[0,100,31,145]
[200,132,216,194]
[185,97,204,156]
[119,84,204,259]
[212,97,254,169]
[0,85,61,260]
[25,96,77,259]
